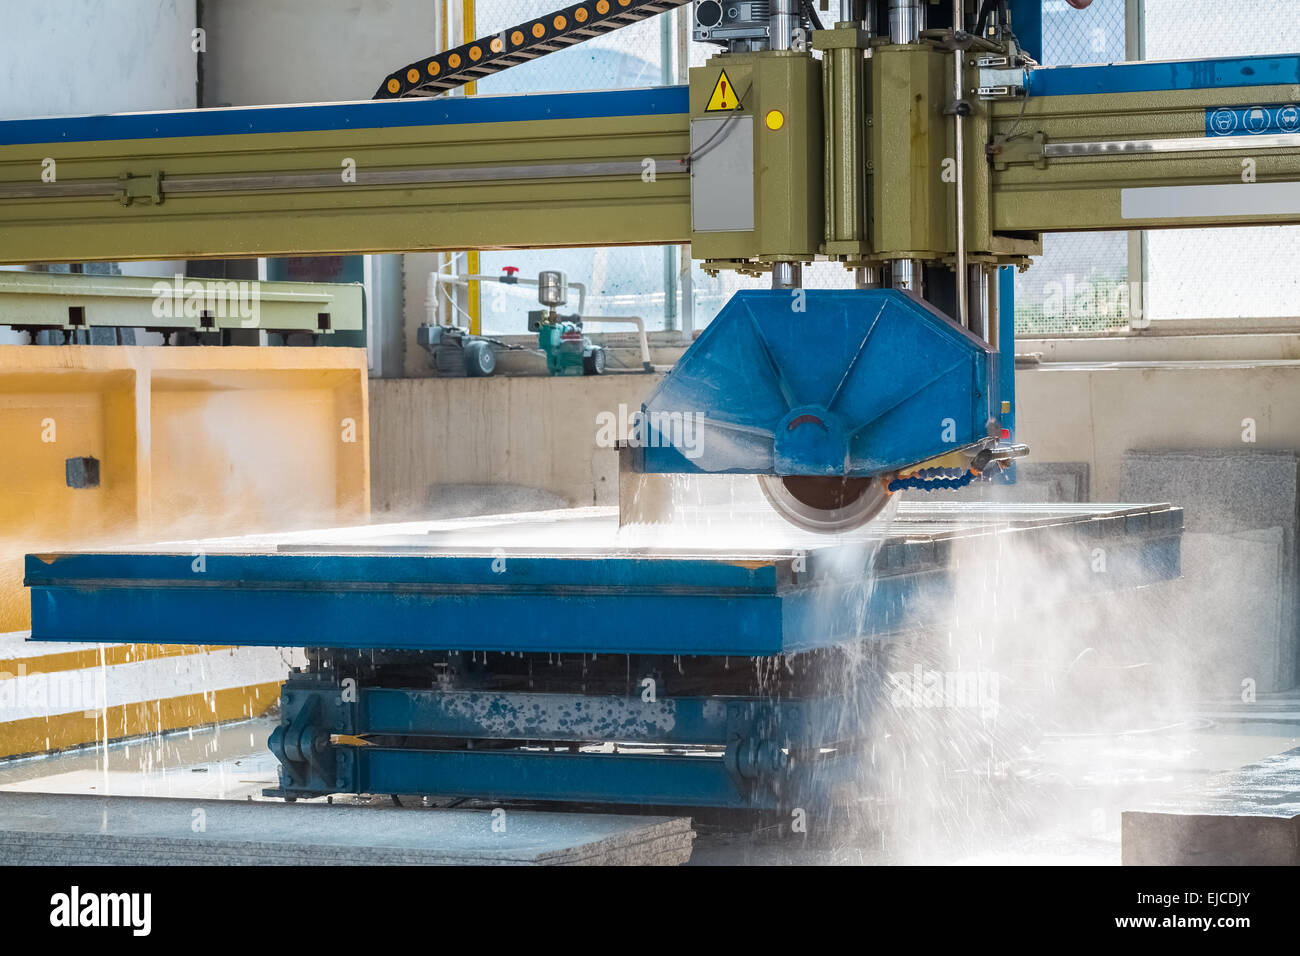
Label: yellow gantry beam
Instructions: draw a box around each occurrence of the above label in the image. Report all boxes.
[988,82,1300,234]
[0,90,691,265]
[3,46,1300,270]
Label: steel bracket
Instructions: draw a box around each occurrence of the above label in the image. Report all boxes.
[977,56,1029,101]
[989,132,1047,171]
[266,676,351,798]
[115,171,164,206]
[721,701,794,800]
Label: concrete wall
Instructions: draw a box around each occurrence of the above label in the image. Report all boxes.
[200,0,440,106]
[0,0,196,120]
[370,358,1300,512]
[370,373,662,516]
[1017,363,1300,499]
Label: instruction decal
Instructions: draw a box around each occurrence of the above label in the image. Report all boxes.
[1206,103,1300,137]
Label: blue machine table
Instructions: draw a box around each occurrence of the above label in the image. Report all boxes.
[25,501,1182,810]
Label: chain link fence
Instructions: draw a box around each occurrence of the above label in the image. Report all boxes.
[1021,0,1300,331]
[464,1,1298,334]
[1015,0,1131,335]
[1141,0,1300,321]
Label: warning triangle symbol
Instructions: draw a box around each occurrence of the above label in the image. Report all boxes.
[706,70,738,112]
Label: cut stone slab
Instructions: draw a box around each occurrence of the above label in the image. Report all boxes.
[0,792,695,866]
[1120,449,1299,536]
[1120,449,1300,693]
[1122,746,1300,865]
[1164,529,1288,695]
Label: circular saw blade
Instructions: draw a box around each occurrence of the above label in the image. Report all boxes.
[757,474,892,533]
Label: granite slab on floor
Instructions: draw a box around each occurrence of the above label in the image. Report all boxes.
[0,792,695,866]
[1120,449,1300,693]
[1122,746,1300,865]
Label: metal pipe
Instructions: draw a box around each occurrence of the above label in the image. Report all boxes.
[988,264,1001,350]
[890,259,922,295]
[854,265,881,289]
[429,272,587,319]
[967,264,990,341]
[674,7,695,346]
[952,0,968,328]
[578,315,654,371]
[888,0,925,43]
[678,246,695,344]
[772,262,803,289]
[770,0,797,50]
[839,0,857,24]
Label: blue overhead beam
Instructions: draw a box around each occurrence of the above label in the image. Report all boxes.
[0,85,690,146]
[1028,54,1300,97]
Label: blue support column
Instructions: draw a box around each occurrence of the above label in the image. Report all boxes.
[1007,0,1043,63]
[999,264,1018,484]
[999,265,1016,440]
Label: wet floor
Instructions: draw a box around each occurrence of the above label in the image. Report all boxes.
[691,719,1300,865]
[0,711,1294,865]
[0,718,282,802]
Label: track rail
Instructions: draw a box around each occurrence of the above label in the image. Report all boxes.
[375,0,690,99]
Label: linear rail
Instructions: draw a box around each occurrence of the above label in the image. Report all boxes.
[0,158,688,201]
[375,0,690,99]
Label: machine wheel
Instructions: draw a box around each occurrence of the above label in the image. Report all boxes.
[757,474,892,533]
[583,346,607,376]
[464,340,496,377]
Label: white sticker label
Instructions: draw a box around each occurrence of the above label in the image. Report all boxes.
[1121,181,1300,220]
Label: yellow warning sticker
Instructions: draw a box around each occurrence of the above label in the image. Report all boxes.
[706,70,739,112]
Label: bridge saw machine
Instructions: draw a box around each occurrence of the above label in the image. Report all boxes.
[13,0,1300,809]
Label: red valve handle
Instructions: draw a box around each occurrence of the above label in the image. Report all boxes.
[501,266,520,276]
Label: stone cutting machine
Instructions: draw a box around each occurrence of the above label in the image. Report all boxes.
[13,0,1300,808]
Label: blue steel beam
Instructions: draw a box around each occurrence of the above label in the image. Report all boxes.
[337,747,848,810]
[272,673,862,807]
[0,86,690,146]
[25,507,1182,655]
[357,688,847,747]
